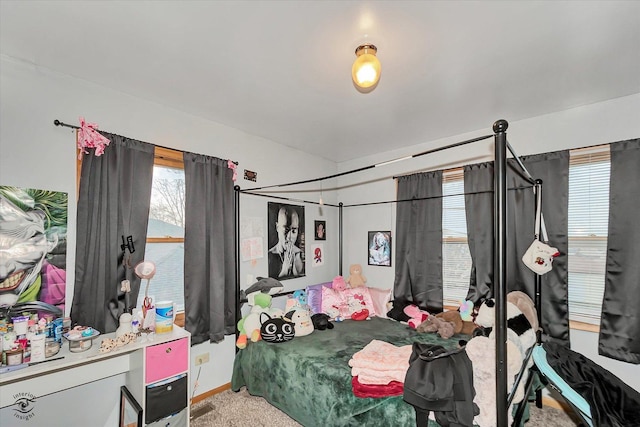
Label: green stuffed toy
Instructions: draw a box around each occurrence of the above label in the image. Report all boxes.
[236,292,284,349]
[236,292,271,349]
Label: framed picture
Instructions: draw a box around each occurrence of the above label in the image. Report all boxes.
[368,231,392,267]
[267,202,305,280]
[120,386,142,427]
[314,220,326,240]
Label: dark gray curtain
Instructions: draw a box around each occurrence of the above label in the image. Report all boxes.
[512,152,570,345]
[464,152,570,344]
[183,153,236,345]
[463,162,494,303]
[394,171,443,313]
[599,138,640,364]
[71,133,154,333]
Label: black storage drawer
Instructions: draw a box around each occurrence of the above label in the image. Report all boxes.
[145,374,188,424]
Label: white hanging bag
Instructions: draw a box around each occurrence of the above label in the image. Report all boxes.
[522,187,560,275]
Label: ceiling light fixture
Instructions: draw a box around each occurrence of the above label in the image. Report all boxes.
[352,44,381,90]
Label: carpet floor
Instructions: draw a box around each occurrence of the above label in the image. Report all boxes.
[190,388,580,426]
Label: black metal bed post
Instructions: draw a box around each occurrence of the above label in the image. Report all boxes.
[339,202,344,276]
[234,185,241,352]
[534,179,544,342]
[493,119,509,427]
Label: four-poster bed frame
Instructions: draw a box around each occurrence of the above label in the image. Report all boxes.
[233,119,544,427]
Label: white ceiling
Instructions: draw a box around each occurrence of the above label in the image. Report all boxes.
[2,1,639,162]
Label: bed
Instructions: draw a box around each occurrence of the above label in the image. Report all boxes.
[231,316,469,427]
[233,120,538,427]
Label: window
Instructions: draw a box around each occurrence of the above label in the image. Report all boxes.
[442,168,472,306]
[440,147,611,327]
[136,148,186,314]
[567,146,610,325]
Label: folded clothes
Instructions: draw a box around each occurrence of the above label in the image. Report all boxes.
[352,375,404,398]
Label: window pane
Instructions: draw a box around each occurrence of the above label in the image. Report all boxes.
[567,148,610,324]
[136,242,185,312]
[443,177,471,306]
[148,166,185,237]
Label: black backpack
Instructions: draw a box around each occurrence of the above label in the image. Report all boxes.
[403,343,478,427]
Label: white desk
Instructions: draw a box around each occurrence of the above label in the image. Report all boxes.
[0,326,190,425]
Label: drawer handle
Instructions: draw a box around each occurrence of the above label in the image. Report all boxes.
[167,385,172,391]
[166,347,172,354]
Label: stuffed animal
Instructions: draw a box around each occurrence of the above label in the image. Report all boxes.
[465,336,524,427]
[474,295,536,358]
[416,315,455,339]
[507,291,539,335]
[332,275,347,291]
[241,277,284,304]
[435,310,477,336]
[346,264,367,288]
[459,300,474,322]
[404,304,429,328]
[284,309,314,337]
[311,313,334,330]
[236,292,283,349]
[347,295,370,321]
[285,289,309,312]
[259,313,295,343]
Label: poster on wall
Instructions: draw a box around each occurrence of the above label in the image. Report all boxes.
[0,186,68,315]
[314,220,326,240]
[311,244,324,267]
[368,231,391,267]
[267,202,305,280]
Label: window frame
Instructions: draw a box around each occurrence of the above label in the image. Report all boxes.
[148,147,186,327]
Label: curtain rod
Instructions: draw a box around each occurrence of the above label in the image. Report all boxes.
[53,119,239,165]
[238,189,340,208]
[244,134,494,191]
[342,184,534,208]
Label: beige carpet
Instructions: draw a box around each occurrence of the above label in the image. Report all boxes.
[190,388,580,426]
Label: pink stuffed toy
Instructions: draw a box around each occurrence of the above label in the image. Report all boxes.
[404,305,429,329]
[332,276,347,291]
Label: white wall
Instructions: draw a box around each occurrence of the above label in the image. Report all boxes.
[336,93,640,391]
[0,55,339,415]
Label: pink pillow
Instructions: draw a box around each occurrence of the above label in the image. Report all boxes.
[367,287,393,318]
[321,286,377,319]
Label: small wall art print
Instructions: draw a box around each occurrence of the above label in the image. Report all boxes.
[368,231,391,267]
[311,244,324,267]
[267,202,305,280]
[314,220,326,240]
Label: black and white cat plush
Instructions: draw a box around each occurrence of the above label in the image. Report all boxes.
[260,312,295,344]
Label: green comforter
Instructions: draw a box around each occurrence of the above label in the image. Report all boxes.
[231,317,467,427]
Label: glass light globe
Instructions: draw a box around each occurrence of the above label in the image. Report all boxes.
[352,45,381,89]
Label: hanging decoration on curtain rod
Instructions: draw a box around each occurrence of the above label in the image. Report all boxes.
[76,117,111,159]
[53,118,239,166]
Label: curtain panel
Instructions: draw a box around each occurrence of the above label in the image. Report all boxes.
[600,138,640,364]
[183,153,236,345]
[464,151,570,345]
[71,133,154,333]
[394,171,443,313]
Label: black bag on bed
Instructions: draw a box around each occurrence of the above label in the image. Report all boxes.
[403,343,478,427]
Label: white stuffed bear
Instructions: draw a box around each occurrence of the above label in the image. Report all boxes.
[465,336,524,427]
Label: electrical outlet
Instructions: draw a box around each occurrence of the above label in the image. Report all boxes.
[195,353,210,366]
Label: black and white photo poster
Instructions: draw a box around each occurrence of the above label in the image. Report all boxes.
[268,202,306,280]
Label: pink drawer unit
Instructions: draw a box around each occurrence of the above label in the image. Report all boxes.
[145,338,188,384]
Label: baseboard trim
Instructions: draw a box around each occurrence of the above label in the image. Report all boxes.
[191,383,232,405]
[541,396,572,412]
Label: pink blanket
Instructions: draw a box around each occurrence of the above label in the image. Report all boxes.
[348,339,412,384]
